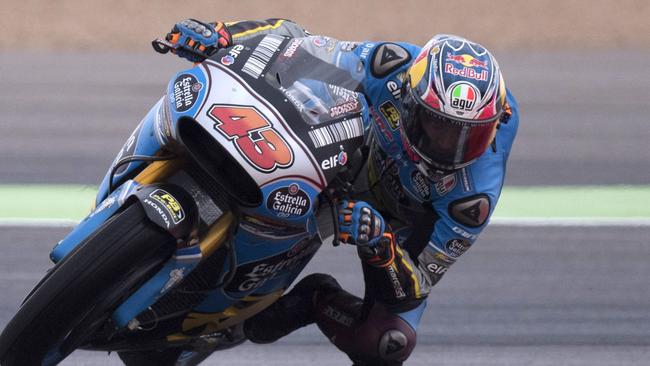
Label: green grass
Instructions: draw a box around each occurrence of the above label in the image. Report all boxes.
[1,185,649,220]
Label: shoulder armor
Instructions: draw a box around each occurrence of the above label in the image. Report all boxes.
[371,43,412,78]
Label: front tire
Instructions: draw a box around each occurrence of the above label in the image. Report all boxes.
[0,202,176,366]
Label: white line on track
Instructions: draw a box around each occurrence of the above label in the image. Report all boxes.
[490,217,650,227]
[2,217,650,228]
[0,218,80,227]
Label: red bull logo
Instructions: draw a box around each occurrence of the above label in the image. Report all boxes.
[446,52,488,69]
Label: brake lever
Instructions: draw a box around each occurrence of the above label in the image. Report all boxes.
[151,38,174,54]
[151,38,211,61]
[325,180,354,247]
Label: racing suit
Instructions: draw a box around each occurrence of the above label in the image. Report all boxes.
[122,19,519,366]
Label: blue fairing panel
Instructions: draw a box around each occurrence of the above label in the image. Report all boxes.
[95,97,167,206]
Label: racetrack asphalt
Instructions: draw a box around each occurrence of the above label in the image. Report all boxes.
[1,51,649,365]
[1,225,649,365]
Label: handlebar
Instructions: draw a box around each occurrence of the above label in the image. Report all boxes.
[151,38,211,61]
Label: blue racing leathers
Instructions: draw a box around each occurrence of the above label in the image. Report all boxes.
[223,19,519,366]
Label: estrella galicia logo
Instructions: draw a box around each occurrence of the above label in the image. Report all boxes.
[266,183,311,219]
[445,238,470,258]
[172,74,203,112]
[410,170,430,201]
[226,237,319,293]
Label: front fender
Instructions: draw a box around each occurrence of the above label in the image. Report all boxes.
[51,182,199,263]
[130,183,199,240]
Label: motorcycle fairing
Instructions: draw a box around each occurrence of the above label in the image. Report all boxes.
[51,180,140,262]
[56,36,376,342]
[95,98,169,206]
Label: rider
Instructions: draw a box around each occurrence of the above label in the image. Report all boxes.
[122,18,519,366]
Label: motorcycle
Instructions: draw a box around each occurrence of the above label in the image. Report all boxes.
[0,34,372,365]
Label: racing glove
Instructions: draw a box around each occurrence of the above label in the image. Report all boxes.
[337,200,386,247]
[166,19,232,62]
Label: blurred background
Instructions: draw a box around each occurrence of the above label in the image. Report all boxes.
[1,1,650,365]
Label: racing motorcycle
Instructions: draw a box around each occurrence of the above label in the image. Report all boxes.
[0,34,372,365]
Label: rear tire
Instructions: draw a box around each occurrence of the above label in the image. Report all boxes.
[0,203,176,366]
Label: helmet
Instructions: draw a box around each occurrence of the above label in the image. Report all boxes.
[400,34,507,177]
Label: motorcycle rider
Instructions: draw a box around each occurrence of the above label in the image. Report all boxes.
[120,18,519,366]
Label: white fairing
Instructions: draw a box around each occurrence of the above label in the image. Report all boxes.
[193,61,326,189]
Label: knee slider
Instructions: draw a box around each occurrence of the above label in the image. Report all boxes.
[378,328,413,362]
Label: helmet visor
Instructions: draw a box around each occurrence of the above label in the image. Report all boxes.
[401,89,498,170]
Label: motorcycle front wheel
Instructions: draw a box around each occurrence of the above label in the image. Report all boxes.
[0,202,176,366]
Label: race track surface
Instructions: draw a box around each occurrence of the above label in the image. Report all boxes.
[1,226,649,365]
[1,51,649,365]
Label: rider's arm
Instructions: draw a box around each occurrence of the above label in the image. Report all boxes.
[416,91,520,291]
[221,19,310,42]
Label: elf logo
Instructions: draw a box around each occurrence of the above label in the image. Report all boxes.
[321,150,348,170]
[450,83,478,111]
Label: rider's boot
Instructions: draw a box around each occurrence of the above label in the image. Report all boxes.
[243,273,342,343]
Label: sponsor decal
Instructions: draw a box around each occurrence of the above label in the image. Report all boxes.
[221,55,235,66]
[308,117,364,148]
[328,84,357,102]
[386,265,406,299]
[410,170,431,200]
[329,99,360,118]
[450,83,479,111]
[161,268,185,294]
[452,226,478,240]
[228,44,245,56]
[321,148,348,170]
[312,36,327,47]
[446,52,488,69]
[360,43,375,59]
[149,189,185,224]
[371,43,412,78]
[325,38,338,53]
[283,38,303,57]
[426,262,448,275]
[379,101,400,129]
[280,86,304,112]
[226,237,319,292]
[434,173,457,196]
[372,108,394,142]
[448,194,490,228]
[143,198,172,228]
[445,238,470,258]
[433,251,456,265]
[242,35,284,79]
[445,63,488,81]
[323,305,354,327]
[266,183,311,218]
[386,80,401,99]
[340,41,360,52]
[172,74,202,112]
[208,104,294,172]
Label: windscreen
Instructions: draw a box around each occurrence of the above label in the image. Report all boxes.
[261,36,366,126]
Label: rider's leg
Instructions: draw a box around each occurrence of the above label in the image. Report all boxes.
[244,272,420,366]
[243,273,341,343]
